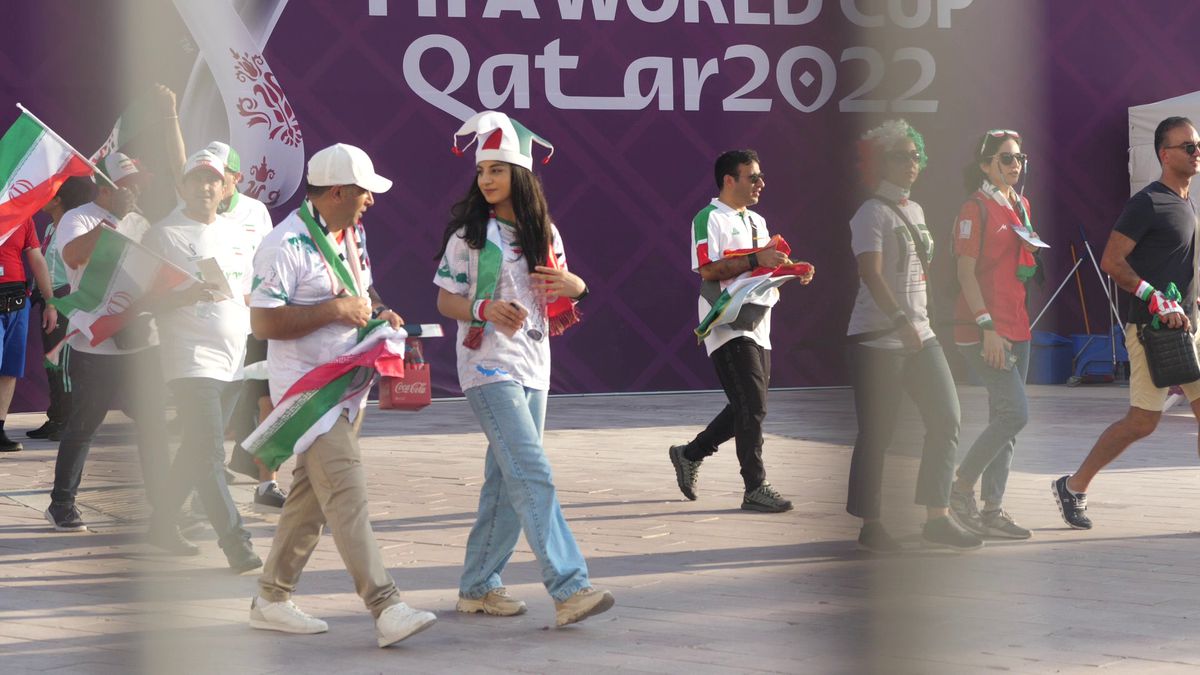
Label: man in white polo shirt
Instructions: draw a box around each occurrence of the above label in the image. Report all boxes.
[247,144,435,647]
[143,149,262,572]
[669,149,808,514]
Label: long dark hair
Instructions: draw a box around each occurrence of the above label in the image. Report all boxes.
[435,164,553,273]
[962,131,1020,194]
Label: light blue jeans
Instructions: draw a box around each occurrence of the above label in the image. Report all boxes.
[957,340,1031,506]
[461,381,590,602]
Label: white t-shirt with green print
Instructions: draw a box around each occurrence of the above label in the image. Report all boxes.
[846,181,936,350]
[250,204,373,405]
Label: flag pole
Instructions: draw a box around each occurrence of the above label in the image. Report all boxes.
[14,103,118,189]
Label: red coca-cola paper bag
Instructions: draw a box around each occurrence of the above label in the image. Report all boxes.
[379,339,431,411]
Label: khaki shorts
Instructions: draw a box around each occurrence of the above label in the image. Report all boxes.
[1126,323,1200,411]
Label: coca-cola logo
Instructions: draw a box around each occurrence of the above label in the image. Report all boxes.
[392,381,428,395]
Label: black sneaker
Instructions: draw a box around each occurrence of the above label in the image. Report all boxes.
[857,521,901,553]
[26,420,61,439]
[45,503,86,532]
[254,482,287,510]
[668,444,701,501]
[921,516,983,551]
[228,444,260,480]
[1051,475,1092,530]
[980,508,1032,540]
[0,431,22,453]
[146,522,201,556]
[225,543,263,574]
[948,488,988,536]
[741,482,793,513]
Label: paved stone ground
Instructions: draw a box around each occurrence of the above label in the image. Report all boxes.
[1,386,1200,674]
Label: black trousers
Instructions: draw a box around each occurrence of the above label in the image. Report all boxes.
[50,348,169,510]
[684,337,771,491]
[41,286,72,425]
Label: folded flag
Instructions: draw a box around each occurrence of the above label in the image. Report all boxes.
[695,235,812,341]
[244,320,405,471]
[49,227,197,346]
[0,110,92,238]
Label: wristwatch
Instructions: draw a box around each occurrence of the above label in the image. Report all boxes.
[371,305,390,319]
[573,285,589,301]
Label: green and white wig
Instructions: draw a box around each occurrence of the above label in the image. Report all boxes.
[856,119,928,188]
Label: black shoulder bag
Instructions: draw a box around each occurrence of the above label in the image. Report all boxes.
[1137,215,1200,387]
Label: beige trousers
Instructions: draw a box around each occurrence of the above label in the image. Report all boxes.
[258,412,400,617]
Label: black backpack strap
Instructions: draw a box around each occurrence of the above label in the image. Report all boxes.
[873,197,931,280]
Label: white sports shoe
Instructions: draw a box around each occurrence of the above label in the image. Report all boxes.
[249,596,329,635]
[375,602,437,648]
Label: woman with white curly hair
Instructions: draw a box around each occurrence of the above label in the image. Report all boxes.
[844,119,983,553]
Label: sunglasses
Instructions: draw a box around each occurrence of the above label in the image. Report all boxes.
[885,150,924,165]
[979,129,1021,156]
[990,152,1028,167]
[1165,142,1200,156]
[746,173,765,184]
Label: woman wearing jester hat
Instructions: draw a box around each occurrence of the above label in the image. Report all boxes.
[946,129,1040,541]
[433,111,614,627]
[845,119,984,553]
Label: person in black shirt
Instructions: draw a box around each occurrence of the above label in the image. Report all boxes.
[1053,116,1200,529]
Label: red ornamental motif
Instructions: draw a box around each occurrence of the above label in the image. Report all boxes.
[7,179,34,200]
[230,49,302,148]
[242,155,282,206]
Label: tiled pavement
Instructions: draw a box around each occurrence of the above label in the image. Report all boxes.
[1,387,1200,674]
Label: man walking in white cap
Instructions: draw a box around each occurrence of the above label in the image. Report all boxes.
[142,149,262,572]
[247,144,435,647]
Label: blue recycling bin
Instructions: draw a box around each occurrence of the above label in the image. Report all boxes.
[1070,328,1128,381]
[1029,331,1072,384]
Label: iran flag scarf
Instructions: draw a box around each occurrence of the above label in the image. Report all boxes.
[244,203,403,470]
[981,181,1038,282]
[463,216,580,349]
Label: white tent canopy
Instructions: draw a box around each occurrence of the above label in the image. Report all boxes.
[1129,90,1200,196]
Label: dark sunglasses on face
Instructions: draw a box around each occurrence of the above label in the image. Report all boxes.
[746,173,765,184]
[885,150,924,165]
[992,152,1028,167]
[1165,142,1200,156]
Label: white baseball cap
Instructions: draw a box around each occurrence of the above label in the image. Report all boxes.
[307,143,392,193]
[203,141,241,173]
[183,150,224,180]
[96,152,150,186]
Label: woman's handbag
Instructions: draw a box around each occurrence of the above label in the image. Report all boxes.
[1137,324,1200,388]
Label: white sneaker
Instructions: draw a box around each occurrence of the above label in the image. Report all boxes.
[249,596,329,635]
[375,602,436,648]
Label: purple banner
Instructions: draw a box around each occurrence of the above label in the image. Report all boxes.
[2,1,1200,411]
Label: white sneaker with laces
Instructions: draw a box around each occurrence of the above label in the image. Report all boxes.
[249,596,329,634]
[376,602,437,647]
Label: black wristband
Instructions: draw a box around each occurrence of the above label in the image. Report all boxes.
[370,305,389,319]
[573,285,589,302]
[747,252,759,269]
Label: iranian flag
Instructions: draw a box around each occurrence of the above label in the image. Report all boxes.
[694,235,813,341]
[0,111,92,237]
[244,321,406,471]
[49,227,198,346]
